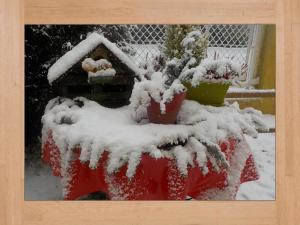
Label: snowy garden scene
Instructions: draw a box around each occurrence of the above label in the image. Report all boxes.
[25,25,275,200]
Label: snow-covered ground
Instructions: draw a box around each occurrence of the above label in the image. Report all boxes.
[25,156,63,200]
[25,115,275,201]
[236,132,275,200]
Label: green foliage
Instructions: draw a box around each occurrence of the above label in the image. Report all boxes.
[162,26,208,86]
[183,31,208,65]
[163,25,193,60]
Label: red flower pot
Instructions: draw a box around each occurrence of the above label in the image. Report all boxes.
[147,91,186,124]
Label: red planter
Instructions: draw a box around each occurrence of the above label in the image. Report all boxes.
[42,132,259,200]
[147,91,186,124]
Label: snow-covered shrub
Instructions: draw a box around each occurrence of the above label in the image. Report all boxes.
[163,58,182,86]
[181,30,208,65]
[129,73,186,122]
[141,52,166,79]
[129,74,164,122]
[163,25,193,60]
[180,58,241,87]
[140,28,209,88]
[162,29,208,86]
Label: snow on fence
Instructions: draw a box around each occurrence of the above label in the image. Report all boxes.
[127,25,255,68]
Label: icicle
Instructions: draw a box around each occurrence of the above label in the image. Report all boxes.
[79,139,93,162]
[196,135,229,171]
[126,151,142,178]
[147,145,163,159]
[89,140,105,169]
[187,137,208,174]
[172,145,194,176]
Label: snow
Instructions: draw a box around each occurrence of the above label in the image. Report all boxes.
[25,157,62,200]
[196,139,251,200]
[81,57,117,81]
[261,114,275,130]
[130,44,247,69]
[129,75,186,120]
[181,30,205,50]
[173,145,194,176]
[82,58,113,72]
[228,87,276,94]
[180,58,242,86]
[236,132,275,200]
[130,44,161,67]
[187,137,208,174]
[28,31,275,200]
[47,33,145,84]
[25,122,275,200]
[160,80,186,114]
[41,96,268,186]
[129,73,165,122]
[88,68,116,78]
[207,47,247,65]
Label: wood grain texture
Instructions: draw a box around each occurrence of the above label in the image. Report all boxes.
[0,0,299,224]
[0,1,24,225]
[24,0,276,24]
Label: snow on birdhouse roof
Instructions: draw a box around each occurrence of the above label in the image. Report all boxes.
[47,32,144,85]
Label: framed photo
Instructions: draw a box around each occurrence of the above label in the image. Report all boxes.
[24,24,275,202]
[1,0,298,224]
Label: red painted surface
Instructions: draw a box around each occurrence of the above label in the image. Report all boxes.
[147,91,186,124]
[42,132,259,200]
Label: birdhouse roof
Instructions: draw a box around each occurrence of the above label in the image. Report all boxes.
[47,32,144,85]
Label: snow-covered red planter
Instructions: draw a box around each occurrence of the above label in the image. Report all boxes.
[41,97,268,200]
[180,58,241,106]
[130,74,186,123]
[42,131,259,200]
[147,91,186,124]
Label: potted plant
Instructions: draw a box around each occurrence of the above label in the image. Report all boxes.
[146,57,187,124]
[180,58,241,106]
[162,28,241,106]
[130,27,208,124]
[130,71,186,124]
[146,79,186,124]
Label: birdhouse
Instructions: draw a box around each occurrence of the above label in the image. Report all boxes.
[47,33,143,108]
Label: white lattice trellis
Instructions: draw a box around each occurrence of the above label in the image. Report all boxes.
[127,25,255,67]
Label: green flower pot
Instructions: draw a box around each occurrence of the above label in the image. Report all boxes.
[183,82,230,106]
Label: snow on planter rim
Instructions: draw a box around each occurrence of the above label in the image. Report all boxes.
[47,32,145,85]
[129,76,187,121]
[179,58,242,86]
[42,97,268,179]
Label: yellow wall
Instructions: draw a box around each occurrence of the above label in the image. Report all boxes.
[228,97,275,114]
[236,25,276,114]
[256,25,276,90]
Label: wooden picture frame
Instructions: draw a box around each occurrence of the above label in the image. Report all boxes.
[0,0,298,224]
